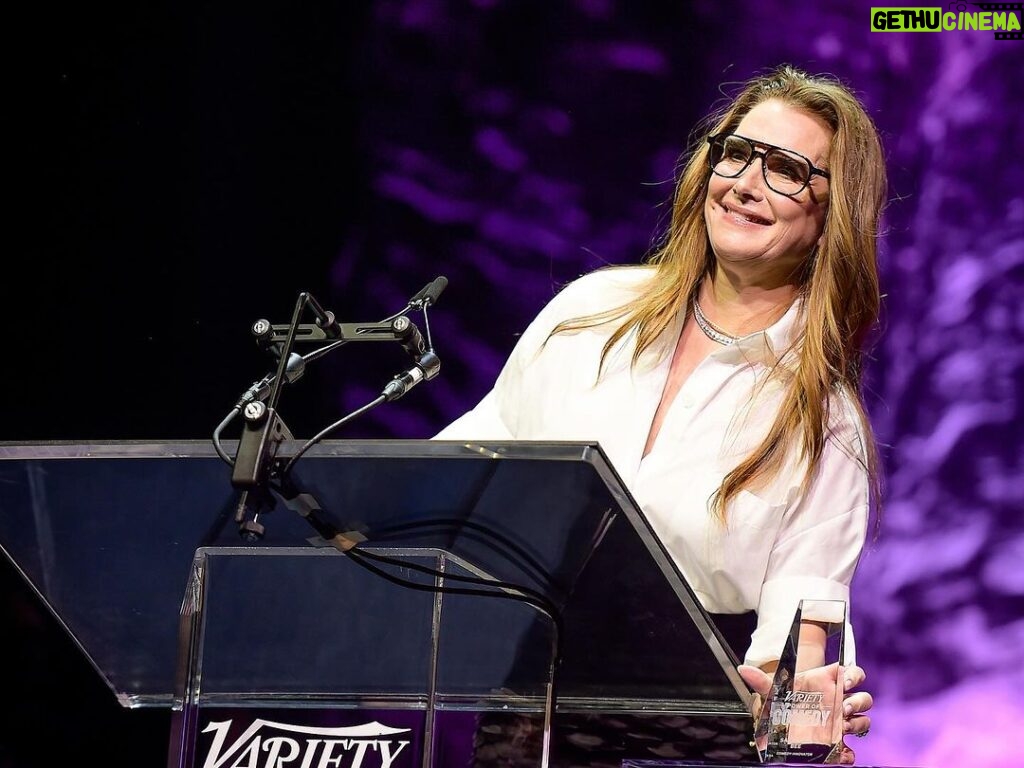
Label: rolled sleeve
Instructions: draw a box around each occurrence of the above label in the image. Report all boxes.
[745,404,870,668]
[747,572,857,669]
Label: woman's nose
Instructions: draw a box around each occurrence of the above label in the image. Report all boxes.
[730,154,768,199]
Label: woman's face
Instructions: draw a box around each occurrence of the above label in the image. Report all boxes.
[704,99,832,286]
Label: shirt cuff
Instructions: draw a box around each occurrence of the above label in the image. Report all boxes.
[745,575,856,668]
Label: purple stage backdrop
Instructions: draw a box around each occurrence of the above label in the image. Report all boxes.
[4,2,1021,767]
[321,3,1022,767]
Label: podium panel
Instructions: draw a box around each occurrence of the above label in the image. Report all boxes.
[0,440,756,767]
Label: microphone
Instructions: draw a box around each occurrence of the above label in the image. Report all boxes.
[382,351,441,402]
[409,276,448,309]
[422,275,448,306]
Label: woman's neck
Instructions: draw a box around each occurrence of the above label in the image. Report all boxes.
[698,268,800,338]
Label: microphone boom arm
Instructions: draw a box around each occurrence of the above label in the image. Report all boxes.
[262,318,423,348]
[224,281,444,540]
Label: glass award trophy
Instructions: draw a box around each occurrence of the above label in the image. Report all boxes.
[753,599,846,764]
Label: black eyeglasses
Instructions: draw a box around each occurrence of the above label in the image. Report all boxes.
[706,133,830,196]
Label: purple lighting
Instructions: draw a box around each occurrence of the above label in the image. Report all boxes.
[328,3,1024,766]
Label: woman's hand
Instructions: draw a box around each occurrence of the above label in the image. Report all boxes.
[841,664,873,738]
[738,663,873,765]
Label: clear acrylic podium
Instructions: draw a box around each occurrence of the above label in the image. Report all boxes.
[0,440,757,767]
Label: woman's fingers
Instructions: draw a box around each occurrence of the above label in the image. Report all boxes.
[843,664,866,690]
[843,712,871,736]
[843,689,874,716]
[737,662,874,742]
[737,664,772,695]
[842,665,872,738]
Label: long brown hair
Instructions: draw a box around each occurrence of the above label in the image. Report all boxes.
[553,64,887,520]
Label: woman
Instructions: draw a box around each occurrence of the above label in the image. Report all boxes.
[436,64,884,761]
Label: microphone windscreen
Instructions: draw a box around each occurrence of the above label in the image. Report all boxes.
[424,276,448,305]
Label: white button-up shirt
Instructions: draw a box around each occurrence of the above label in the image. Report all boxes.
[435,267,869,667]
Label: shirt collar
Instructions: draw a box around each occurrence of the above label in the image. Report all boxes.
[630,295,806,372]
[710,296,805,367]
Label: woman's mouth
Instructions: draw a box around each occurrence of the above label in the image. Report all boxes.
[724,204,772,226]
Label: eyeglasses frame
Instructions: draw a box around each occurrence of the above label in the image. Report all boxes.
[706,133,831,197]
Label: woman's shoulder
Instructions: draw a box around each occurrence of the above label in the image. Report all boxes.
[544,265,656,318]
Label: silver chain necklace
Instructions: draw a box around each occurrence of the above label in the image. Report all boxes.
[692,298,739,345]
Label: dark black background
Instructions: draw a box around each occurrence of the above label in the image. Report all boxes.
[5,5,384,765]
[8,3,381,443]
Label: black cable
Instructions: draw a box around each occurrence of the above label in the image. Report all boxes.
[350,545,562,630]
[344,545,564,654]
[299,336,349,365]
[372,518,561,596]
[343,544,565,727]
[281,394,387,479]
[213,407,241,467]
[378,303,414,325]
[421,305,434,350]
[270,471,566,627]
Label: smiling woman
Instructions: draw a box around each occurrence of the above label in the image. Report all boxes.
[703,100,832,290]
[434,63,888,765]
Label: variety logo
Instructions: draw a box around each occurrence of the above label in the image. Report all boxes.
[769,691,833,727]
[200,719,412,768]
